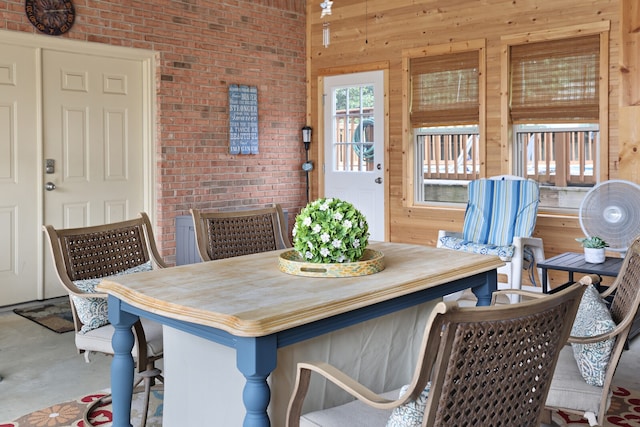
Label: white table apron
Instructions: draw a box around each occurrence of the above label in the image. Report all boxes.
[98,242,502,427]
[162,299,440,426]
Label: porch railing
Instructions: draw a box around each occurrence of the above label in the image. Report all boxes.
[418,133,480,180]
[516,130,597,187]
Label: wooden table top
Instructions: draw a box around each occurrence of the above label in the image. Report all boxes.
[97,241,503,337]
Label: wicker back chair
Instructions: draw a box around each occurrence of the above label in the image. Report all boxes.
[286,282,585,427]
[543,236,640,426]
[190,204,291,261]
[43,212,166,427]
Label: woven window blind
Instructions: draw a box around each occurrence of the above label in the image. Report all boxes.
[510,35,599,123]
[410,51,479,127]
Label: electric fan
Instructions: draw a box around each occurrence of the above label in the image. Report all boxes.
[579,180,640,254]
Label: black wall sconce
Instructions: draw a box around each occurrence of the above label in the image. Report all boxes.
[302,126,312,152]
[301,126,313,202]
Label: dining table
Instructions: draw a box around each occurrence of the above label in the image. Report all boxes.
[97,241,503,427]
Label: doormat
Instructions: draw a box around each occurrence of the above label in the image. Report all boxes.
[13,299,74,333]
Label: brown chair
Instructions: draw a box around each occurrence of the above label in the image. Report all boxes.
[190,204,291,261]
[285,282,585,427]
[43,212,166,427]
[542,236,640,426]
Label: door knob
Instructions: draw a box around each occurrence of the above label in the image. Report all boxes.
[45,182,56,191]
[375,177,382,184]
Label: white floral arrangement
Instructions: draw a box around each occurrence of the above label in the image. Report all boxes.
[292,198,369,263]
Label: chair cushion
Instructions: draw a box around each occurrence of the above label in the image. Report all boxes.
[75,316,163,358]
[72,261,153,333]
[300,389,398,427]
[438,235,515,259]
[297,385,435,427]
[570,284,616,386]
[386,383,431,427]
[462,178,539,246]
[546,346,610,415]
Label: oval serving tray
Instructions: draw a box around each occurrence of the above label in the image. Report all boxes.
[278,248,385,278]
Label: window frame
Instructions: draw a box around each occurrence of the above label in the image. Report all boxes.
[414,125,480,205]
[402,39,486,207]
[500,22,610,213]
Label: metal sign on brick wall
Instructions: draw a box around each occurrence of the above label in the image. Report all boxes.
[229,84,259,155]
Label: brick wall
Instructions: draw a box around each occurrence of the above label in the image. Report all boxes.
[0,0,308,263]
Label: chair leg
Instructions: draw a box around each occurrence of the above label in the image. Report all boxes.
[539,409,553,424]
[83,394,112,426]
[141,376,151,427]
[137,365,163,427]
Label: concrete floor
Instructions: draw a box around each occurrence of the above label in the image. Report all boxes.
[1,297,640,423]
[0,297,112,421]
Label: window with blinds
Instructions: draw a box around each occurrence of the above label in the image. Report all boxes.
[509,35,600,194]
[410,51,480,127]
[509,35,599,123]
[410,50,481,201]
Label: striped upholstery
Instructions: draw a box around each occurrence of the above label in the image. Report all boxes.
[439,178,539,259]
[462,178,539,245]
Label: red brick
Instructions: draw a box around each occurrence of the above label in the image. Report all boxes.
[2,0,307,265]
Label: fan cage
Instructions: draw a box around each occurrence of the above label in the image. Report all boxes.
[579,180,640,252]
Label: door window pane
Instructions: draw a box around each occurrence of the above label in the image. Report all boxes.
[332,85,375,172]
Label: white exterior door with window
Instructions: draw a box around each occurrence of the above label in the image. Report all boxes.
[323,71,385,241]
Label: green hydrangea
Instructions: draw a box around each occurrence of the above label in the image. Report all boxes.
[293,198,369,263]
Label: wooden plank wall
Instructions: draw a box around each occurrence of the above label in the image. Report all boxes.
[619,0,640,181]
[306,0,630,289]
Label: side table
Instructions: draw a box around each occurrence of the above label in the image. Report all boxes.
[538,252,623,294]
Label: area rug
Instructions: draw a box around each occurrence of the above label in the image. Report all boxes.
[3,385,637,426]
[553,386,640,426]
[13,300,74,333]
[0,388,163,427]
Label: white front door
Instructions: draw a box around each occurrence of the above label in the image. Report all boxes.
[0,34,153,305]
[323,71,385,241]
[0,44,40,305]
[42,50,146,299]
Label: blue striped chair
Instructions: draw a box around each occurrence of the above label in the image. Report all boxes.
[437,176,546,302]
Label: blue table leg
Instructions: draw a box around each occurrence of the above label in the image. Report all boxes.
[236,335,278,427]
[108,295,138,427]
[471,269,498,306]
